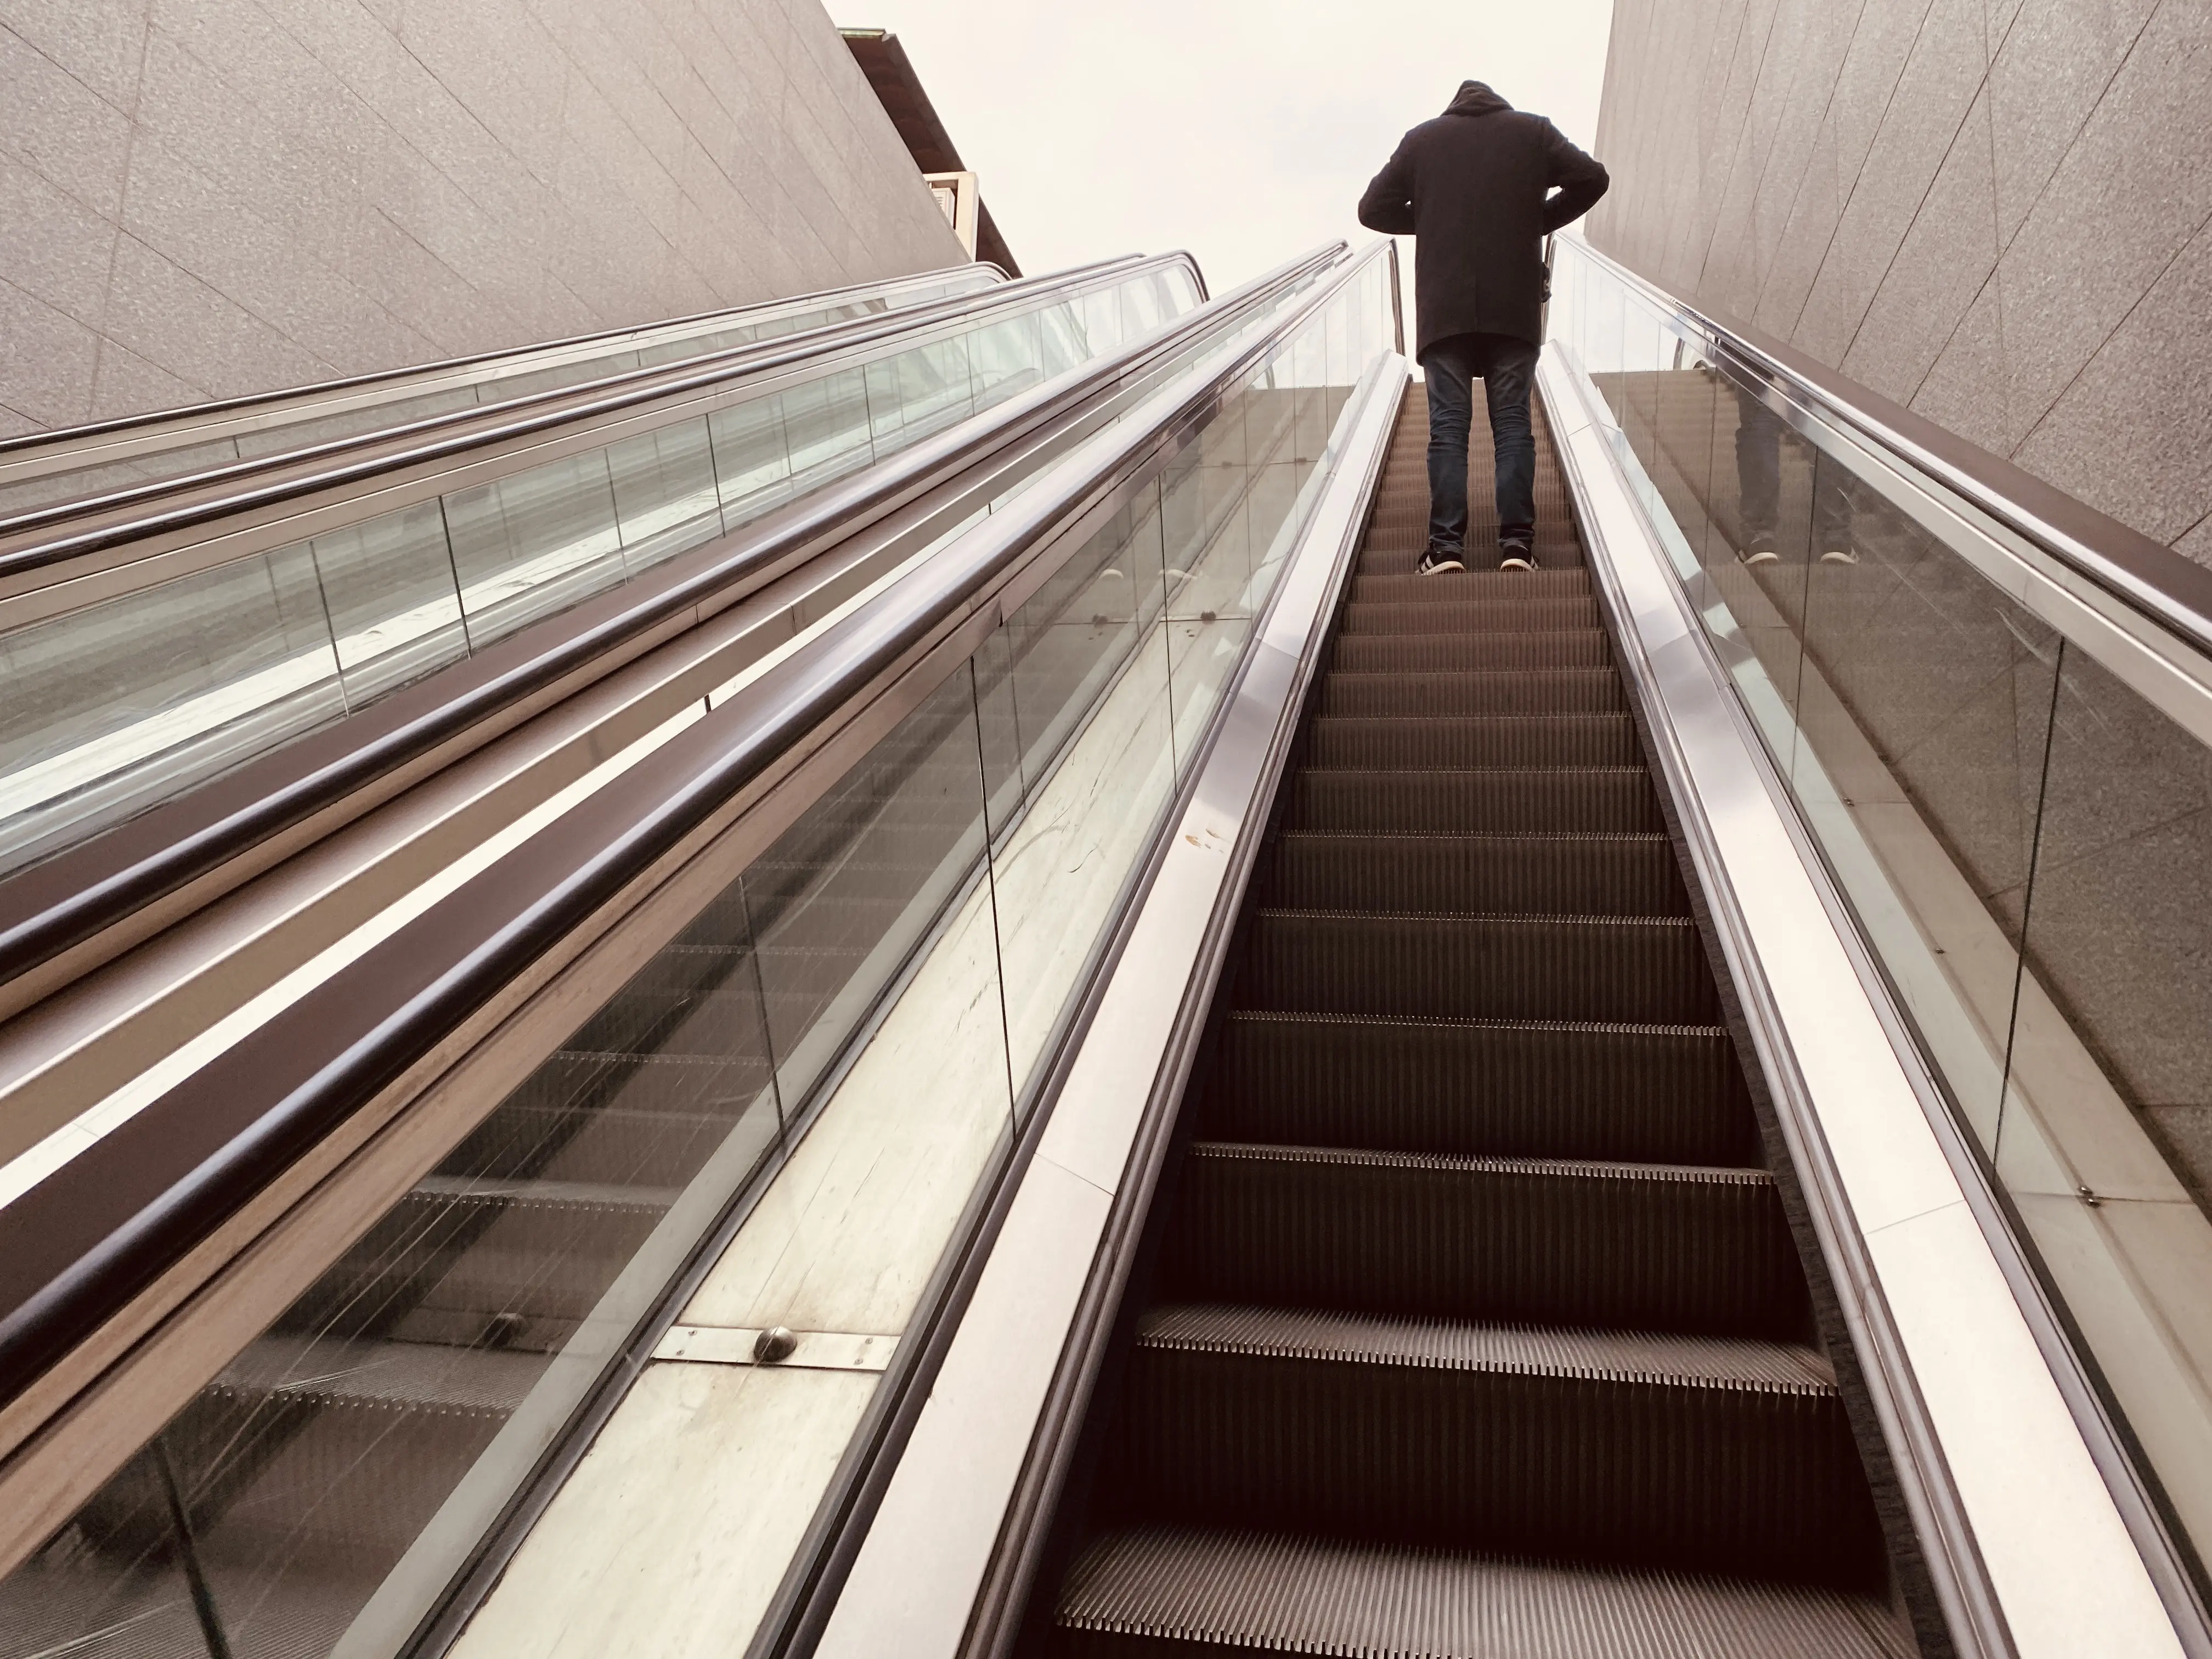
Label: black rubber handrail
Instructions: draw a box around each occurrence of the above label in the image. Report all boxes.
[0,258,1019,464]
[0,238,1378,1436]
[0,244,1339,997]
[1567,236,2212,668]
[0,254,1190,574]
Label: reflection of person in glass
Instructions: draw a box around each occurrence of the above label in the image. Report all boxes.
[1732,384,1858,567]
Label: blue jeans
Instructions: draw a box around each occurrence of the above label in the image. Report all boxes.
[1421,331,1539,552]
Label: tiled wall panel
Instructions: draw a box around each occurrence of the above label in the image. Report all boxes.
[1590,0,2212,566]
[0,0,966,431]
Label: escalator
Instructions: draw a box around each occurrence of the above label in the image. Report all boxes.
[5,218,2211,1659]
[0,239,1398,1659]
[1020,386,1910,1657]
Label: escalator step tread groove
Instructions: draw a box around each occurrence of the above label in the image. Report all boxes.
[1186,1139,1770,1187]
[1053,1528,1915,1659]
[1134,1305,1832,1392]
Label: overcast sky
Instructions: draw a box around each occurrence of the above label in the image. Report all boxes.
[832,0,1617,298]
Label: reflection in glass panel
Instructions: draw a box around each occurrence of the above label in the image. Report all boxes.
[748,672,994,1113]
[443,449,626,648]
[991,484,1176,1094]
[0,544,345,877]
[606,416,725,574]
[311,499,470,703]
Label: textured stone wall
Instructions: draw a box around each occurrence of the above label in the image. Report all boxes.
[1588,0,2212,567]
[0,0,968,436]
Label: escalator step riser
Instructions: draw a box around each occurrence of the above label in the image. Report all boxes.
[1107,1355,1881,1585]
[1239,913,1719,1025]
[1328,631,1610,673]
[1316,669,1626,717]
[1260,834,1686,916]
[1200,1015,1756,1164]
[1303,715,1640,771]
[1340,599,1601,635]
[1163,1150,1803,1335]
[1285,770,1663,836]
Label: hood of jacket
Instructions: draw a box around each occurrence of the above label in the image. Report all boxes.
[1444,81,1512,118]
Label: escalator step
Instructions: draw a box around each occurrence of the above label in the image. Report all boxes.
[1052,1527,1914,1658]
[1161,1143,1804,1338]
[1339,597,1602,634]
[1350,568,1590,605]
[1239,911,1719,1024]
[1304,714,1640,770]
[1284,769,1662,834]
[1329,630,1610,672]
[1316,668,1626,716]
[1107,1306,1876,1583]
[1260,833,1686,916]
[1200,1013,1756,1164]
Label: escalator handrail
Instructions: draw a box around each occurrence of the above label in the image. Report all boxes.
[0,258,1021,470]
[1561,236,2212,668]
[0,243,1338,1009]
[0,254,1195,581]
[0,239,1384,1471]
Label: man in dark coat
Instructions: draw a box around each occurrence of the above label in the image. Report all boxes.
[1359,81,1609,572]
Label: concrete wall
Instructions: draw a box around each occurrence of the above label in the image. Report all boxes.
[0,0,969,437]
[1589,0,2212,568]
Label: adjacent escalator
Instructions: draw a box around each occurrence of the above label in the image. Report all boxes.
[1026,388,1917,1657]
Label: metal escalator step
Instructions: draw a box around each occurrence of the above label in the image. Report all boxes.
[1350,568,1590,604]
[1239,911,1719,1024]
[1108,1307,1876,1583]
[1261,833,1685,916]
[1052,1527,1914,1658]
[1304,714,1640,770]
[1162,1143,1804,1338]
[1201,1012,1756,1164]
[1339,596,1602,634]
[1284,769,1662,834]
[1329,630,1610,673]
[1315,668,1626,716]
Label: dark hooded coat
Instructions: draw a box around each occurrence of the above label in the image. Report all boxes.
[1358,82,1609,356]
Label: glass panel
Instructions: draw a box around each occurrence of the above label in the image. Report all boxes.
[1550,235,2212,1581]
[606,416,725,574]
[1081,286,1124,356]
[708,389,798,523]
[2006,642,2212,1555]
[747,672,995,1113]
[442,449,626,648]
[0,545,345,876]
[781,366,875,496]
[990,483,1176,1099]
[310,499,469,703]
[865,335,975,449]
[969,312,1045,412]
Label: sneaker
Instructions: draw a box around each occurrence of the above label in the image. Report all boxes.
[1498,535,1535,572]
[1739,531,1780,567]
[1417,545,1465,576]
[1819,548,1860,566]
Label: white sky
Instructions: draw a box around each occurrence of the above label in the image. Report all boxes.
[833,0,1617,298]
